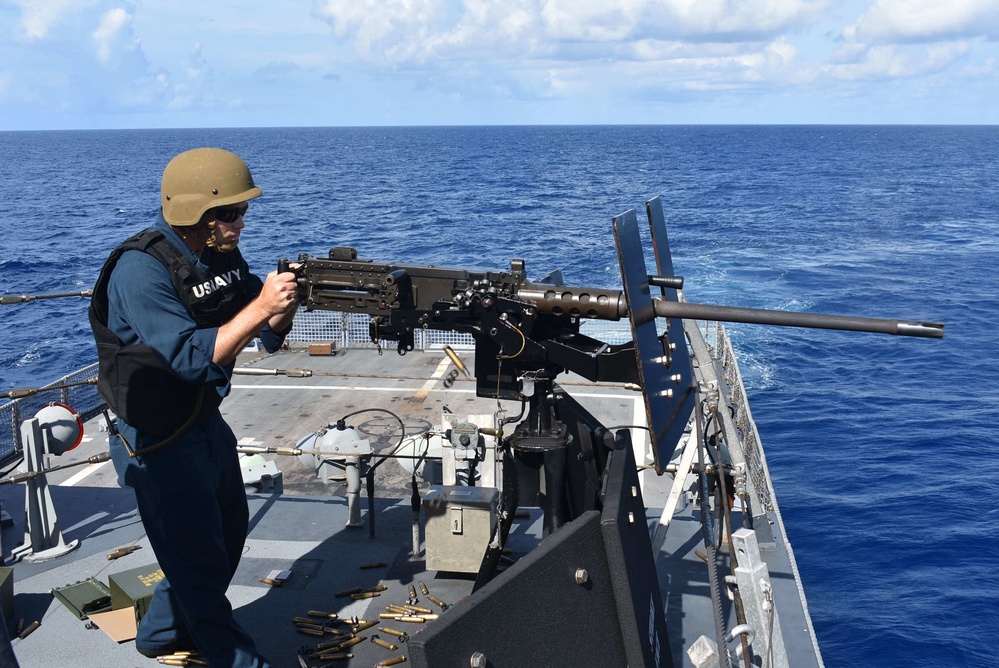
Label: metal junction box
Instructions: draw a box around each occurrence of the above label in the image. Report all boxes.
[423,485,498,573]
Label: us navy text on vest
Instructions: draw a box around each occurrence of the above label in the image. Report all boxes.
[191,269,243,299]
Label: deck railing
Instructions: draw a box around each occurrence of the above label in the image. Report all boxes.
[0,311,685,475]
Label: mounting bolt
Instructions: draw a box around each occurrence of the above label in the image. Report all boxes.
[575,568,589,585]
[470,651,487,668]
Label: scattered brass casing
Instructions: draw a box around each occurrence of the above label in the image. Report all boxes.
[381,626,408,639]
[316,636,353,651]
[17,621,39,640]
[336,635,366,650]
[375,656,408,666]
[427,594,449,610]
[351,591,381,600]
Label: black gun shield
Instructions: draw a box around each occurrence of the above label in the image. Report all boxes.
[613,209,694,472]
[599,429,673,668]
[408,431,673,668]
[644,196,695,461]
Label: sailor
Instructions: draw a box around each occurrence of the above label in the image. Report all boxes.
[89,148,298,667]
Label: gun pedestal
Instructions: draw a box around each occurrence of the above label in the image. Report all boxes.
[506,375,573,536]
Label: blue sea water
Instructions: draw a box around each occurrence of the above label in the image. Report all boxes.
[1,125,997,667]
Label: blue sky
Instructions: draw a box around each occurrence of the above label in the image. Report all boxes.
[1,0,997,130]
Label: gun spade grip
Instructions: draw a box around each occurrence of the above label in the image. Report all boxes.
[278,259,290,274]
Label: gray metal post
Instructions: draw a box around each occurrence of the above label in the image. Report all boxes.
[731,527,788,668]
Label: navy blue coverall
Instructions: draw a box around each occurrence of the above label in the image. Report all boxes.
[105,215,285,667]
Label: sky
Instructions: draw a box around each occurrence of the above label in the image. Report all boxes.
[1,0,997,130]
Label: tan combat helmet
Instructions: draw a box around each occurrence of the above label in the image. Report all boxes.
[161,148,262,227]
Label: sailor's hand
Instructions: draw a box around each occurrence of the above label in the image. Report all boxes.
[260,270,299,316]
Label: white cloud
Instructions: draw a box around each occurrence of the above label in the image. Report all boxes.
[828,1,992,84]
[9,0,91,40]
[312,0,833,64]
[2,0,997,127]
[313,0,449,61]
[827,42,972,81]
[91,7,136,63]
[842,0,999,44]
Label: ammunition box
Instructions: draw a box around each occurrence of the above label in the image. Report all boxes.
[0,567,12,624]
[423,485,498,573]
[51,577,112,620]
[109,563,164,623]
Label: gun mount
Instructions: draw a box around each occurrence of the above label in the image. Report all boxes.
[282,198,942,475]
[278,197,942,668]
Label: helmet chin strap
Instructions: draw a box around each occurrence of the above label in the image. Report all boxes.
[183,220,239,253]
[205,220,239,253]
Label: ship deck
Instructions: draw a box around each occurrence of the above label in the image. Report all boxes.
[0,344,822,667]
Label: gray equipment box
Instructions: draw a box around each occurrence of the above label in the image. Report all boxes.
[424,485,498,573]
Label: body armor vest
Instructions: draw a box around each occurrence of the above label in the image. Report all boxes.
[89,229,252,437]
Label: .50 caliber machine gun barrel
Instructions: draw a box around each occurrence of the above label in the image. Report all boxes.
[517,281,942,338]
[650,299,944,338]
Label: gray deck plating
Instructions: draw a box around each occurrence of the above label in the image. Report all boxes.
[1,345,819,667]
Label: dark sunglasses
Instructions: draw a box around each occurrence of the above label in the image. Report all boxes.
[214,205,248,224]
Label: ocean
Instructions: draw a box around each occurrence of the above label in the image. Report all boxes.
[1,125,996,667]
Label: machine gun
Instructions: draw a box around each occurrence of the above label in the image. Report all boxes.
[281,197,942,480]
[280,198,942,668]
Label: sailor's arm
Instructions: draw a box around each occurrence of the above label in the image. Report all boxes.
[266,302,298,338]
[213,270,298,366]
